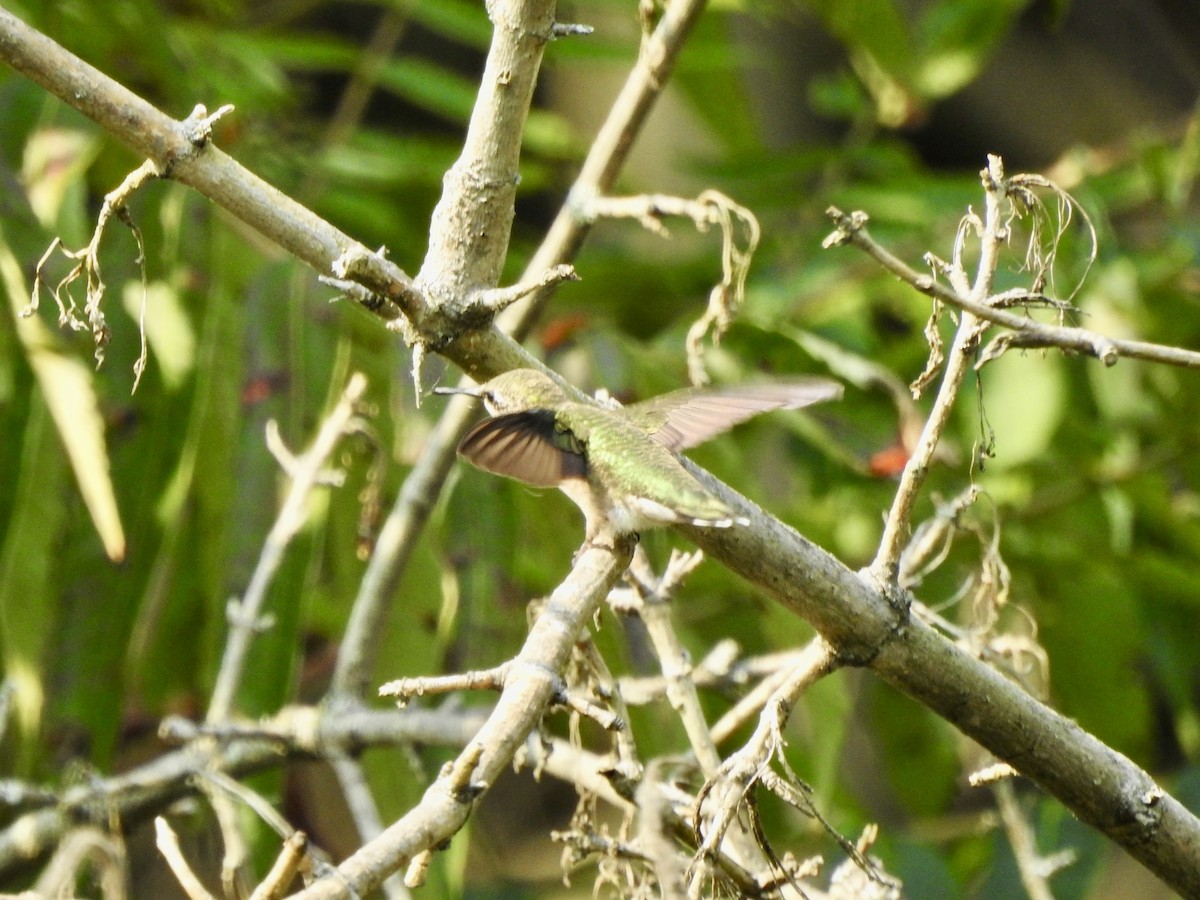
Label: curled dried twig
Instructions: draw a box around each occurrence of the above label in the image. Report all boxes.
[584,190,760,385]
[25,159,158,387]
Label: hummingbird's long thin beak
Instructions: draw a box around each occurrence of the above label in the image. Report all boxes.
[433,385,482,398]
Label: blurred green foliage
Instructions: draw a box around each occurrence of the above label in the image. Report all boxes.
[0,0,1198,897]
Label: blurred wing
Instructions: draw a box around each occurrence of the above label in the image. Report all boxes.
[635,379,843,452]
[457,410,587,487]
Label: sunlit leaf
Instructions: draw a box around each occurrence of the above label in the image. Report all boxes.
[0,229,125,562]
[0,399,62,771]
[121,280,196,391]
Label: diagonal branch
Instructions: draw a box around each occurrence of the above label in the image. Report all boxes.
[865,155,1011,578]
[295,538,634,899]
[0,7,434,336]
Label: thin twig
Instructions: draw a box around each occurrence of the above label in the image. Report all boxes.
[207,373,368,723]
[379,666,508,702]
[688,640,839,894]
[993,780,1075,900]
[707,651,812,747]
[33,826,126,900]
[327,755,411,900]
[823,208,1200,370]
[202,373,372,891]
[329,394,478,698]
[0,704,490,877]
[250,831,311,900]
[469,263,579,316]
[622,548,722,776]
[571,624,642,782]
[155,817,216,900]
[578,190,760,384]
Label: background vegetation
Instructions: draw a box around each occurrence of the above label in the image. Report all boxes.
[1,0,1198,897]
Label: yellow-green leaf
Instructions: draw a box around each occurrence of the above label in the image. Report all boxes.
[0,228,126,562]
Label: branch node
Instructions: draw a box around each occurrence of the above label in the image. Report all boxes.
[264,420,300,475]
[251,831,311,900]
[565,183,600,223]
[1098,339,1120,366]
[445,743,487,800]
[158,715,199,744]
[821,207,869,248]
[225,598,276,633]
[331,244,389,281]
[558,688,625,732]
[469,263,579,316]
[550,21,594,38]
[181,102,235,146]
[404,849,433,888]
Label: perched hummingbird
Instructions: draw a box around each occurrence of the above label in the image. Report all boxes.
[440,368,842,542]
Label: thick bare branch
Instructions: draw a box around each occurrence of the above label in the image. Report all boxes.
[416,0,554,300]
[498,0,711,337]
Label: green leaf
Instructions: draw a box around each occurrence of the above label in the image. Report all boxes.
[408,0,494,48]
[0,396,65,772]
[915,0,1035,98]
[0,227,126,562]
[972,349,1067,471]
[377,56,483,123]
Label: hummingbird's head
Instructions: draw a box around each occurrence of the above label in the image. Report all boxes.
[476,368,569,415]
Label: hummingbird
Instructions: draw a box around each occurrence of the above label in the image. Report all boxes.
[440,368,841,542]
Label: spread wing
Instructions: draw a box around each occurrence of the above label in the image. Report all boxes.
[633,379,843,452]
[457,410,587,487]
